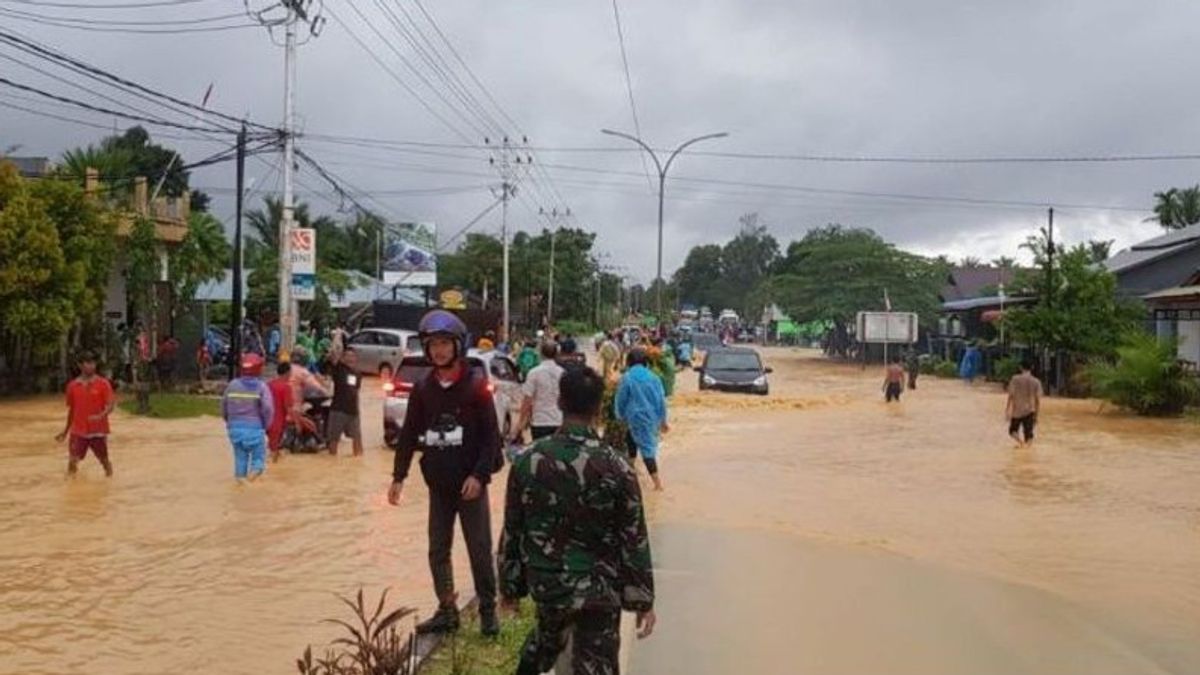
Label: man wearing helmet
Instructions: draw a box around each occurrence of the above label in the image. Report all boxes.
[220,353,274,482]
[388,310,504,637]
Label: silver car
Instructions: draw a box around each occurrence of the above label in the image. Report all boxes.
[382,349,522,448]
[346,328,421,378]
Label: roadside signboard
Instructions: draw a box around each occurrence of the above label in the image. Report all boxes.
[856,311,918,344]
[382,222,437,287]
[291,228,316,301]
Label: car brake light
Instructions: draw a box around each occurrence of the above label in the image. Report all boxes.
[486,382,495,394]
[388,379,413,398]
[382,381,395,393]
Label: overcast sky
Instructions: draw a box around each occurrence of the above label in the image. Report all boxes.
[3,0,1198,283]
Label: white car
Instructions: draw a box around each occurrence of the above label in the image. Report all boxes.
[347,328,421,379]
[382,348,522,448]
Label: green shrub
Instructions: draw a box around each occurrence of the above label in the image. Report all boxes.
[553,320,594,339]
[992,355,1022,385]
[933,360,959,378]
[919,356,943,375]
[1086,333,1200,416]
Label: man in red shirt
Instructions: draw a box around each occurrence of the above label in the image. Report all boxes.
[267,361,295,461]
[55,351,116,477]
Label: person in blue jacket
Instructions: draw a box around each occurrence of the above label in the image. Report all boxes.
[221,353,274,482]
[616,347,668,491]
[959,343,983,384]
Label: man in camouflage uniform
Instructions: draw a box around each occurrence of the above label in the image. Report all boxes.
[500,366,656,675]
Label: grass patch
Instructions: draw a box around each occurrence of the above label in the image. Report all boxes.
[421,601,536,675]
[120,393,221,418]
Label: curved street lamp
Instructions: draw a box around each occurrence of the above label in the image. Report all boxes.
[601,128,728,323]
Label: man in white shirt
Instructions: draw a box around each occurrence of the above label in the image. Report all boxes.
[512,341,564,441]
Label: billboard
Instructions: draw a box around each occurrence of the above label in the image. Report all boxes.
[856,311,918,343]
[382,222,437,287]
[290,228,316,301]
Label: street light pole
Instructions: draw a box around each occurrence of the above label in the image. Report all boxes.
[601,129,728,323]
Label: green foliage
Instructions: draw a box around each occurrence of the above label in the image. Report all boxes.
[992,355,1022,384]
[1086,333,1200,416]
[296,588,417,675]
[672,213,780,318]
[1007,238,1142,357]
[767,225,947,328]
[0,188,73,355]
[59,126,191,198]
[421,601,537,675]
[119,393,220,418]
[125,215,161,326]
[1149,186,1200,231]
[933,360,959,378]
[171,211,231,311]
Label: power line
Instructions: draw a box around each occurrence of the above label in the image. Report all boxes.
[0,28,272,131]
[0,6,247,25]
[0,8,256,33]
[0,75,238,133]
[609,0,654,192]
[0,0,210,7]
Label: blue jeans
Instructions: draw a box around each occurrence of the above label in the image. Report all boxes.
[228,427,267,478]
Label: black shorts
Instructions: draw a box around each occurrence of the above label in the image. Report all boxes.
[1009,413,1036,440]
[885,381,902,402]
[531,425,557,440]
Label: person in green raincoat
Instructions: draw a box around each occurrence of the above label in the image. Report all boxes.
[516,340,540,382]
[647,342,676,398]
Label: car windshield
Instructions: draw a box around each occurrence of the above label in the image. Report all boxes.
[707,352,762,371]
[694,334,721,348]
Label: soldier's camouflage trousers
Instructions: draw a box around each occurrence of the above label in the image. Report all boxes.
[516,605,621,675]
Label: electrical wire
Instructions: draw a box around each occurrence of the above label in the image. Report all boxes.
[0,7,257,33]
[1,0,211,8]
[609,0,654,193]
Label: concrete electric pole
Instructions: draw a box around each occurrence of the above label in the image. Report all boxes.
[539,206,571,326]
[247,0,324,357]
[487,136,531,342]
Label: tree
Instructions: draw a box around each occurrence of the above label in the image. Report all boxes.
[767,225,946,354]
[59,126,209,207]
[1149,185,1200,231]
[672,244,725,309]
[959,256,985,268]
[1006,235,1142,358]
[1085,239,1114,264]
[721,213,780,318]
[1087,332,1200,416]
[991,256,1016,269]
[170,211,231,313]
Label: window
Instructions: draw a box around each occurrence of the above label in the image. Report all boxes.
[349,331,377,346]
[406,335,423,353]
[377,332,401,347]
[489,357,518,382]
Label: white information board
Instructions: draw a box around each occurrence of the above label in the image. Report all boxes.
[856,311,918,344]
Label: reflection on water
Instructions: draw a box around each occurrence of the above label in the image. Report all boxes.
[659,349,1200,672]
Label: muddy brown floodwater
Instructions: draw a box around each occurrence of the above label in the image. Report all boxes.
[634,348,1200,674]
[0,349,1197,674]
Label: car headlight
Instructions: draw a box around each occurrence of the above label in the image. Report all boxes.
[703,375,716,385]
[753,375,767,387]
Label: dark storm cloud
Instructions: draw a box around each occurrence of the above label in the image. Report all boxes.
[3,0,1197,280]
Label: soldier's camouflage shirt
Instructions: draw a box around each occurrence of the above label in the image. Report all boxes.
[499,425,654,612]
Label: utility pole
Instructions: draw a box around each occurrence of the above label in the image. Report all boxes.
[487,136,531,342]
[229,125,247,375]
[248,0,324,357]
[1046,207,1055,310]
[601,128,728,322]
[539,207,571,326]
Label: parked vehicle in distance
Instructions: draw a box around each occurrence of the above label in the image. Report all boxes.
[737,329,756,343]
[691,332,723,364]
[347,328,421,379]
[696,347,771,395]
[382,349,522,448]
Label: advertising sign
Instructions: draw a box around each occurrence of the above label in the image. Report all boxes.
[440,288,466,310]
[856,311,918,343]
[382,222,437,287]
[291,228,316,301]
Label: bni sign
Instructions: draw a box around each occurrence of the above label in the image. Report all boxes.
[290,228,316,301]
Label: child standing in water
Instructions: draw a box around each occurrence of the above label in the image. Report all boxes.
[882,357,905,402]
[56,351,116,477]
[221,353,274,482]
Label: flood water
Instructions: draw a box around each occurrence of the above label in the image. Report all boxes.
[1,349,1197,673]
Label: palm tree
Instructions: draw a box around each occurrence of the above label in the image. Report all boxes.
[1149,185,1200,230]
[991,256,1016,269]
[959,256,984,268]
[1086,239,1114,263]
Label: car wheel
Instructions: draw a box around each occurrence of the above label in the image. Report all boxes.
[379,363,393,380]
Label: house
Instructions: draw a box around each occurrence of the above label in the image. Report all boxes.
[5,156,53,178]
[1103,223,1200,298]
[1142,270,1200,367]
[84,169,191,335]
[939,266,1021,303]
